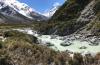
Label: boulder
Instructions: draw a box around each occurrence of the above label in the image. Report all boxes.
[61,41,72,46]
[79,46,87,49]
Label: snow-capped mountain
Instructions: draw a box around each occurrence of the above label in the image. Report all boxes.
[0,0,47,23]
[43,3,60,18]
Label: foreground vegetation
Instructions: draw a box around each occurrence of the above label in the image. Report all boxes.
[0,30,100,65]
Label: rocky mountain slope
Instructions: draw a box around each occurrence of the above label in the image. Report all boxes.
[37,0,100,36]
[0,0,47,24]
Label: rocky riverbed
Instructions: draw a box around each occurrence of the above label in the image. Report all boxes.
[14,28,100,55]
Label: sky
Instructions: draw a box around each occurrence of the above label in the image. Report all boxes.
[18,0,65,13]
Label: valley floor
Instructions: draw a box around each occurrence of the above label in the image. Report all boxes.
[13,28,100,55]
[0,27,100,65]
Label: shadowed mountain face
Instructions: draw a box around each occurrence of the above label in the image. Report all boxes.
[36,0,100,36]
[0,9,33,24]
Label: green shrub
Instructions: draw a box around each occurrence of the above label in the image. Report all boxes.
[0,41,3,49]
[3,30,38,44]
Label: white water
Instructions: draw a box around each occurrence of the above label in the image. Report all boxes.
[38,35,100,53]
[14,28,100,54]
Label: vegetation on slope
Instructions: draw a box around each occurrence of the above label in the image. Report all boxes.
[51,0,92,21]
[34,0,96,36]
[86,0,100,36]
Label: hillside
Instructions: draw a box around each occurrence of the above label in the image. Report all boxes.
[36,0,100,36]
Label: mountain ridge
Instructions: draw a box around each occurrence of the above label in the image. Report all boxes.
[0,0,47,23]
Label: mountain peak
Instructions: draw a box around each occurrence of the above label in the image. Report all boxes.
[0,0,35,18]
[43,2,61,18]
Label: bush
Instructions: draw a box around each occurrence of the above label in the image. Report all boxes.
[69,53,83,65]
[0,41,3,49]
[3,30,38,44]
[3,30,27,37]
[0,38,70,65]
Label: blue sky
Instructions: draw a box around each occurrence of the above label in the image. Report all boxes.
[18,0,65,13]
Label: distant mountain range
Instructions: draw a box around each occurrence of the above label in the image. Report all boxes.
[0,0,48,23]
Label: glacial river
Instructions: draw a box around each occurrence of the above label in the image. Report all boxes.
[14,28,100,55]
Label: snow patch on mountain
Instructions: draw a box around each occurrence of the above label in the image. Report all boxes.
[0,0,47,21]
[43,2,61,17]
[0,0,35,18]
